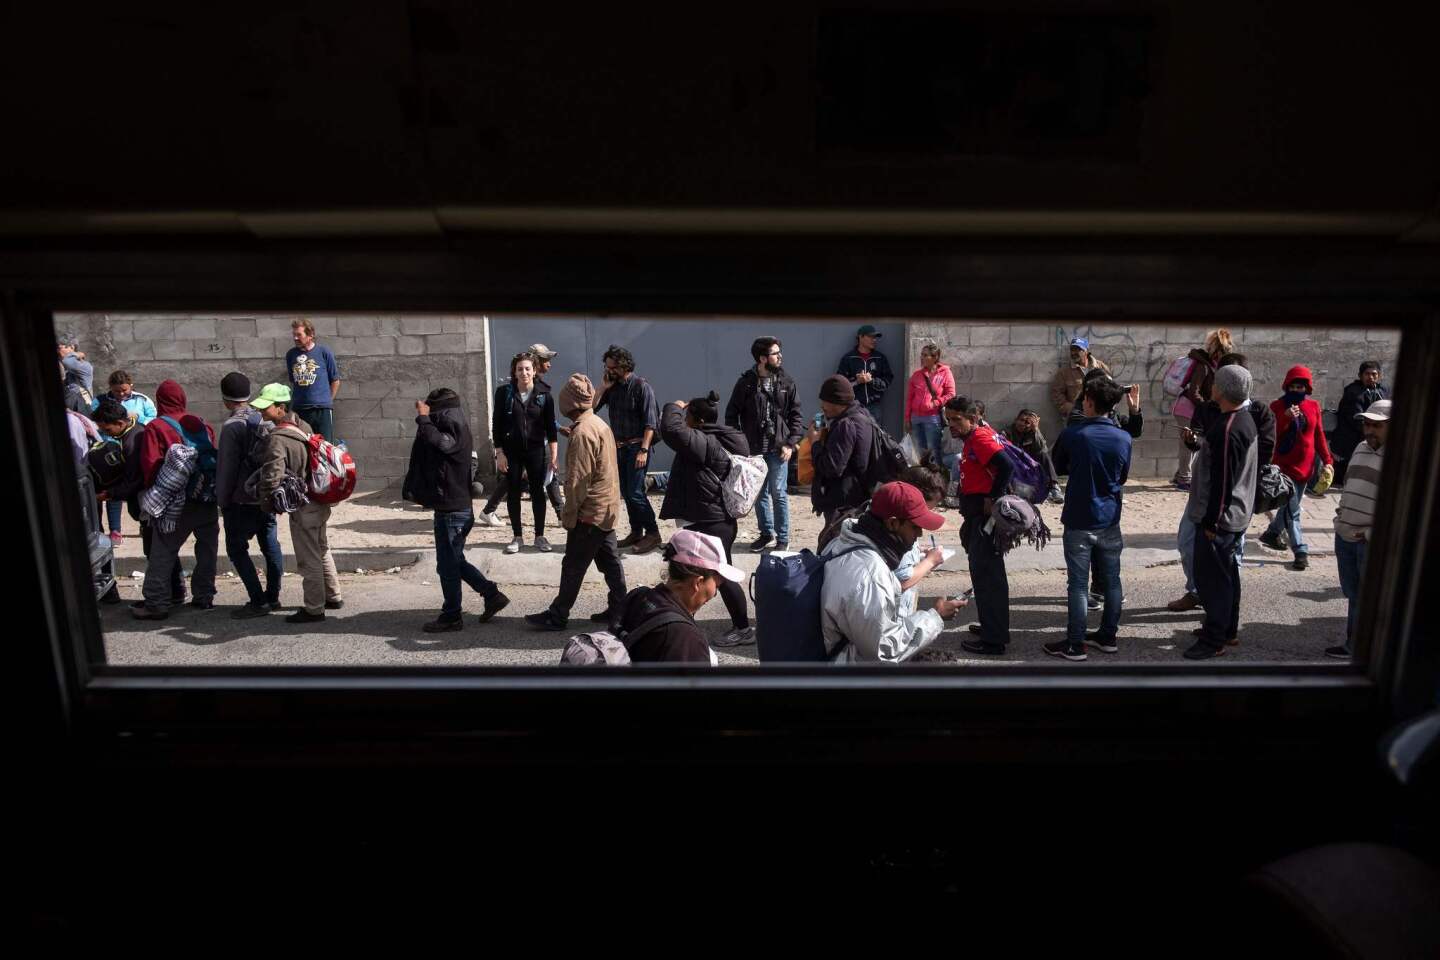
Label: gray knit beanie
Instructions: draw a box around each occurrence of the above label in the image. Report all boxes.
[1214,364,1253,404]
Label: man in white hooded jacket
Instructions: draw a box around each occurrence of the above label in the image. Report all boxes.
[820,481,966,662]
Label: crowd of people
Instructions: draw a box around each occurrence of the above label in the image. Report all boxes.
[63,320,1393,665]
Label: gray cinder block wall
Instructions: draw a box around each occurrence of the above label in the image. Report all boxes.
[56,313,493,491]
[907,322,1402,478]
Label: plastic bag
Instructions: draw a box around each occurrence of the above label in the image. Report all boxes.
[898,432,921,467]
[1310,462,1335,496]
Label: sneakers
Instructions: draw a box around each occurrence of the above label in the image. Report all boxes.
[616,530,643,549]
[1324,645,1351,660]
[1182,639,1226,660]
[325,598,344,609]
[748,533,774,553]
[967,622,983,635]
[422,616,463,633]
[535,535,553,553]
[1292,554,1309,571]
[109,531,124,545]
[1084,632,1119,654]
[267,600,283,611]
[504,537,523,554]
[1046,487,1065,505]
[630,532,662,555]
[1257,532,1285,552]
[715,626,756,647]
[960,637,1006,655]
[1087,593,1102,612]
[230,602,270,619]
[1043,640,1087,661]
[524,610,568,631]
[1167,592,1201,612]
[477,592,510,623]
[477,511,503,527]
[286,609,326,624]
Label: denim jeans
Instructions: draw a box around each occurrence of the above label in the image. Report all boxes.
[1335,533,1367,651]
[1263,481,1308,556]
[1178,514,1198,595]
[1064,525,1123,647]
[910,415,944,466]
[616,443,657,537]
[434,509,498,620]
[753,450,790,543]
[294,404,334,441]
[106,498,124,535]
[223,504,283,606]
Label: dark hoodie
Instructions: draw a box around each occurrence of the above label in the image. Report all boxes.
[137,380,216,488]
[403,389,474,512]
[658,401,751,524]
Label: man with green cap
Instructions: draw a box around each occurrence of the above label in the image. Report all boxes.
[836,324,893,422]
[253,383,342,623]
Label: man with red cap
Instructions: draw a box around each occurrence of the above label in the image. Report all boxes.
[132,379,220,619]
[818,481,966,662]
[1259,365,1333,570]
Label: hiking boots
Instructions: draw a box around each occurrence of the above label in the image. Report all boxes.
[477,592,510,623]
[615,530,643,549]
[1258,532,1285,552]
[1167,592,1201,612]
[630,532,662,555]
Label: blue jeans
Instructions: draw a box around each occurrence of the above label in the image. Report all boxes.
[1335,533,1367,651]
[616,444,658,537]
[911,416,944,466]
[1264,481,1308,556]
[295,404,334,442]
[1064,525,1123,647]
[106,498,124,534]
[434,509,499,620]
[223,505,283,606]
[753,450,790,543]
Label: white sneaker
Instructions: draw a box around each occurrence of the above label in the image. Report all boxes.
[504,537,523,554]
[535,535,552,552]
[477,511,502,527]
[714,626,756,647]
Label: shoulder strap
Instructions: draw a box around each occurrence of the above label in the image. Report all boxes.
[619,608,692,649]
[922,371,939,403]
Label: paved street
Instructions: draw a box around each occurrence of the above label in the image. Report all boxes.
[101,483,1353,666]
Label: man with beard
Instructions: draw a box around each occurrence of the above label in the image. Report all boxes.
[725,336,804,552]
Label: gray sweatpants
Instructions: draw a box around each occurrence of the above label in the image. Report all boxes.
[142,503,220,610]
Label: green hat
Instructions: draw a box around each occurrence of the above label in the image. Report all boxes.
[250,382,292,409]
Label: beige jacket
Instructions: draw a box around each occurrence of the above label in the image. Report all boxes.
[1050,356,1112,417]
[257,411,312,513]
[562,409,621,531]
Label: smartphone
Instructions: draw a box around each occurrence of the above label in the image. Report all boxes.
[813,412,825,428]
[955,587,975,602]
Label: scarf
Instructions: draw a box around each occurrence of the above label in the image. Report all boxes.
[989,495,1051,554]
[853,511,907,570]
[141,443,195,533]
[1276,396,1309,457]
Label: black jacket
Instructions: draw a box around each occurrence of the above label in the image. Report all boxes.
[810,403,874,514]
[619,584,712,664]
[724,368,804,455]
[1191,399,1276,467]
[836,349,894,407]
[109,420,147,520]
[490,380,558,454]
[403,392,474,512]
[1331,380,1389,460]
[659,403,750,524]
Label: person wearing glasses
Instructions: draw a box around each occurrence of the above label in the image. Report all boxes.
[724,336,804,552]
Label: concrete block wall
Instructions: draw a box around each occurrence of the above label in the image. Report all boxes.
[907,321,1402,478]
[56,313,493,491]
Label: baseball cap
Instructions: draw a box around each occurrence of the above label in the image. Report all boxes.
[1358,398,1392,422]
[870,481,945,531]
[1070,337,1090,351]
[856,324,882,338]
[527,343,558,360]
[249,382,292,409]
[666,530,745,582]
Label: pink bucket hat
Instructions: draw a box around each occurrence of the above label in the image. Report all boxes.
[665,530,745,582]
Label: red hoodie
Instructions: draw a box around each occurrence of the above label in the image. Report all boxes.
[1269,365,1332,484]
[137,380,217,487]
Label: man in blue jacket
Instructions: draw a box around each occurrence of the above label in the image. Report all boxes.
[1049,376,1132,661]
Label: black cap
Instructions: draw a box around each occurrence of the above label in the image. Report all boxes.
[221,372,252,402]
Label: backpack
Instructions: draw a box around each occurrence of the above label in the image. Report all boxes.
[861,416,907,489]
[158,415,217,504]
[706,451,769,519]
[751,543,876,662]
[996,436,1049,505]
[1162,356,1197,398]
[241,417,273,478]
[306,433,358,504]
[558,594,692,666]
[86,438,126,490]
[1254,463,1296,514]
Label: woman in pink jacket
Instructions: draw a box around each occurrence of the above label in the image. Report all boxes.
[904,343,956,466]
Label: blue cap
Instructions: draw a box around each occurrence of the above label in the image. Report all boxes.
[1069,337,1089,351]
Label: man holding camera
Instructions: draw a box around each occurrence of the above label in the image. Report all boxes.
[725,336,805,552]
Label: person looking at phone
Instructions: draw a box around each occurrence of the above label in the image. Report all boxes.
[819,481,965,662]
[594,344,662,555]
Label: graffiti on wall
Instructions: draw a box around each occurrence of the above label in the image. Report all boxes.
[1054,325,1179,416]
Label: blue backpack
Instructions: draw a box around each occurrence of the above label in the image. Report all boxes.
[997,436,1048,505]
[751,544,876,662]
[159,415,218,504]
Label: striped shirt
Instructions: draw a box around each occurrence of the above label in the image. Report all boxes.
[1335,441,1383,542]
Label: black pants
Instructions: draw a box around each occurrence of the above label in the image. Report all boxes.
[686,518,748,629]
[486,466,563,513]
[550,522,628,622]
[962,511,1010,647]
[1193,529,1242,647]
[504,444,549,537]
